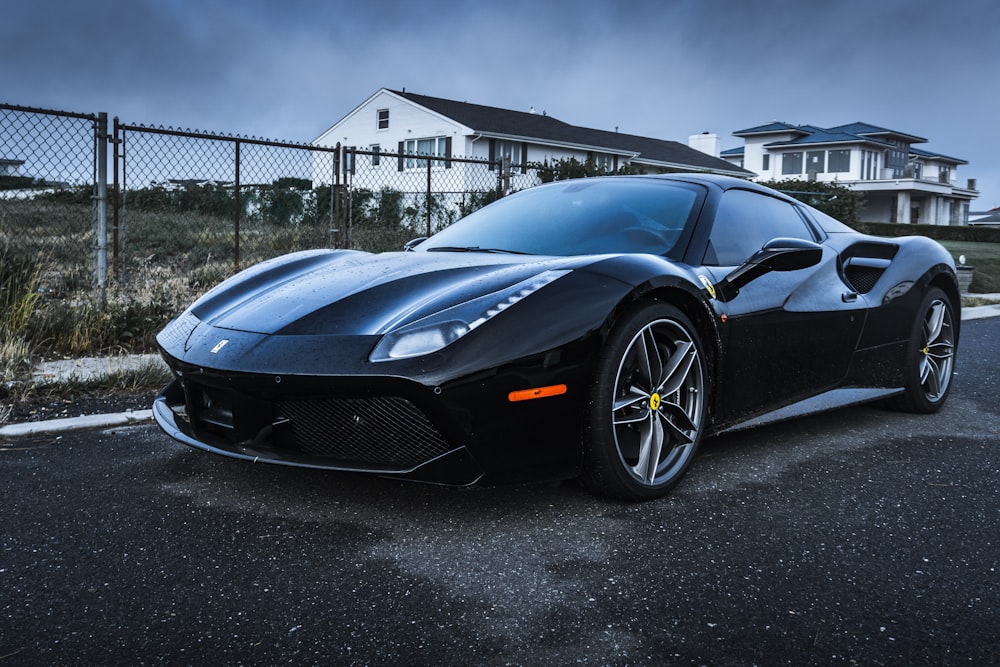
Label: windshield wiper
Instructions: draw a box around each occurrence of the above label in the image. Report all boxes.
[425,246,530,255]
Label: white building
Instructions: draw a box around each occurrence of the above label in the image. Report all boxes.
[313,88,751,192]
[719,122,978,225]
[0,158,25,176]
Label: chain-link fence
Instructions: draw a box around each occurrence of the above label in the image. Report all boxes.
[0,102,532,359]
[2,100,519,324]
[342,146,504,252]
[1,104,101,296]
[2,102,512,295]
[114,122,342,292]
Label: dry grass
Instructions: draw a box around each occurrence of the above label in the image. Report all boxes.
[962,295,1000,307]
[1,243,43,388]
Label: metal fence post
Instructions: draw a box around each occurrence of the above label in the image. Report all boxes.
[328,144,339,248]
[425,156,432,238]
[95,112,109,294]
[333,144,341,249]
[234,139,241,273]
[111,117,121,281]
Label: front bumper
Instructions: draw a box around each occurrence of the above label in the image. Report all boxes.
[154,375,485,485]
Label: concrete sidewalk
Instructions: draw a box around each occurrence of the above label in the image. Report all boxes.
[30,353,167,385]
[2,354,167,438]
[3,300,999,439]
[962,297,1000,320]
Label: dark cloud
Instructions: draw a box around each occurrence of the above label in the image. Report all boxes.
[3,0,998,205]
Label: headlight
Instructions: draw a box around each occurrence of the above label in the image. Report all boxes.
[369,269,570,361]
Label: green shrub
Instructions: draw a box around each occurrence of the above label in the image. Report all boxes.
[758,179,866,227]
[856,222,1000,244]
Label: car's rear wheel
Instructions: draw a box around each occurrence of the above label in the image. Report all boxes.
[581,302,707,500]
[887,287,957,413]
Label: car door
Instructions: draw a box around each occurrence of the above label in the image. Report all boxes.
[700,189,867,420]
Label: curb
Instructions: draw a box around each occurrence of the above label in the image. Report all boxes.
[0,409,153,439]
[962,303,1000,321]
[2,304,998,439]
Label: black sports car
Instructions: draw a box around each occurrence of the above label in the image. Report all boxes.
[154,174,960,499]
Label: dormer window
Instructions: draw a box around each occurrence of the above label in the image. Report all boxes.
[377,108,389,130]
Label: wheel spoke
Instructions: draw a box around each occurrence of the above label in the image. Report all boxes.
[657,341,696,396]
[660,400,697,439]
[919,356,939,396]
[614,411,648,427]
[629,412,663,483]
[927,340,954,360]
[638,328,663,390]
[924,301,946,346]
[613,386,649,416]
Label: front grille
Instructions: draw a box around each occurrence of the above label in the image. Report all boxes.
[275,396,453,469]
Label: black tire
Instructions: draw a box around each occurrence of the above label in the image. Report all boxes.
[580,302,708,500]
[886,287,957,414]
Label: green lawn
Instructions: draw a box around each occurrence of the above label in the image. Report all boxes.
[938,240,1000,294]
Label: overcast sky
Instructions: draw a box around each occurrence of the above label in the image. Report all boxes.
[4,0,999,208]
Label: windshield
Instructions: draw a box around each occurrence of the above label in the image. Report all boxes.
[416,178,704,257]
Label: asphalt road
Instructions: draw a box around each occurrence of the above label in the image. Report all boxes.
[2,318,998,665]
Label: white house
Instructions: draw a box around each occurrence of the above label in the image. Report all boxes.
[313,88,752,193]
[718,122,978,225]
[969,207,1000,226]
[0,158,25,176]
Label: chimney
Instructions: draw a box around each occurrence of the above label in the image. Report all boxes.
[689,132,720,158]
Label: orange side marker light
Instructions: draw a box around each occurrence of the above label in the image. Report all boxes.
[508,384,567,402]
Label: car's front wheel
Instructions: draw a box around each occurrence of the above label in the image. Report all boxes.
[581,302,708,500]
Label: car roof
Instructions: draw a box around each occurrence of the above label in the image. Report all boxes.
[640,173,796,198]
[620,174,856,232]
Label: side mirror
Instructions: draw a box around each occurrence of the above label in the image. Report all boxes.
[403,237,427,252]
[715,237,823,301]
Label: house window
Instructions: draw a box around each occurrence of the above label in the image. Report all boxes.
[404,137,449,169]
[762,154,770,171]
[828,149,850,173]
[781,152,803,176]
[861,150,881,180]
[494,140,523,166]
[806,150,826,175]
[885,140,908,177]
[939,166,951,183]
[377,108,389,130]
[344,147,355,174]
[371,144,380,166]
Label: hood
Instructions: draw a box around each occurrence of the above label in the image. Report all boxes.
[187,249,583,336]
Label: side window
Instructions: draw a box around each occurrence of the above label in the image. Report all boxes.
[704,190,816,266]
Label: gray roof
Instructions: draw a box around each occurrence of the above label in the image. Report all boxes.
[732,120,966,164]
[732,122,806,137]
[970,210,1000,223]
[909,146,967,165]
[392,90,752,176]
[826,122,927,144]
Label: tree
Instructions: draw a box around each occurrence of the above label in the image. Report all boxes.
[529,157,649,183]
[757,178,865,227]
